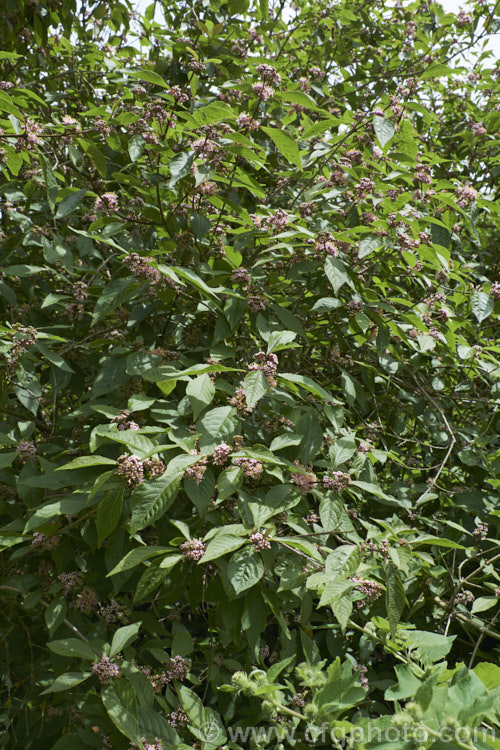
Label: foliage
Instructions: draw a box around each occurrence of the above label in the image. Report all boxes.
[1,0,500,748]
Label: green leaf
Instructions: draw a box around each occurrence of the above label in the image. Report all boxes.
[319,494,343,529]
[261,126,302,170]
[385,564,406,636]
[101,682,142,745]
[47,638,95,661]
[403,630,455,664]
[471,290,494,323]
[474,662,500,690]
[227,546,264,594]
[36,342,74,372]
[92,278,134,326]
[128,134,145,162]
[358,234,381,259]
[159,553,183,570]
[40,672,92,695]
[107,546,170,577]
[471,597,498,614]
[0,91,23,118]
[243,370,268,408]
[110,622,141,657]
[44,596,67,637]
[266,329,297,353]
[202,533,246,563]
[325,545,361,579]
[38,152,58,212]
[169,152,194,185]
[276,90,320,110]
[129,473,182,534]
[217,465,242,501]
[96,487,124,547]
[319,580,354,632]
[373,116,395,148]
[186,374,215,419]
[177,683,205,726]
[325,257,350,296]
[330,436,356,467]
[55,189,86,219]
[197,406,237,449]
[56,455,116,471]
[385,664,423,701]
[0,452,16,469]
[128,68,169,88]
[279,373,339,403]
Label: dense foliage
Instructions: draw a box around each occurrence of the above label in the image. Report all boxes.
[1,0,500,748]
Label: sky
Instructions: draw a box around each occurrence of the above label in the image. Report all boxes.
[132,0,500,61]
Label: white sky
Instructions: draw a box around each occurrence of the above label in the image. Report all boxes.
[132,0,500,61]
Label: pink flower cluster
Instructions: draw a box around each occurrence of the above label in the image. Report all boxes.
[123,252,177,292]
[116,454,144,487]
[314,232,338,258]
[234,457,263,478]
[16,440,36,460]
[112,409,140,431]
[94,192,119,211]
[256,64,281,85]
[263,208,288,232]
[213,442,232,465]
[252,82,274,100]
[237,113,260,131]
[456,183,478,207]
[249,351,278,386]
[490,281,500,299]
[229,387,251,413]
[168,85,190,103]
[231,267,251,287]
[350,575,384,606]
[322,472,351,490]
[184,454,208,484]
[129,737,163,750]
[71,586,99,614]
[456,10,472,26]
[58,571,83,595]
[292,461,317,494]
[246,293,267,312]
[143,458,166,479]
[167,707,189,729]
[92,655,121,684]
[180,538,206,561]
[250,531,272,551]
